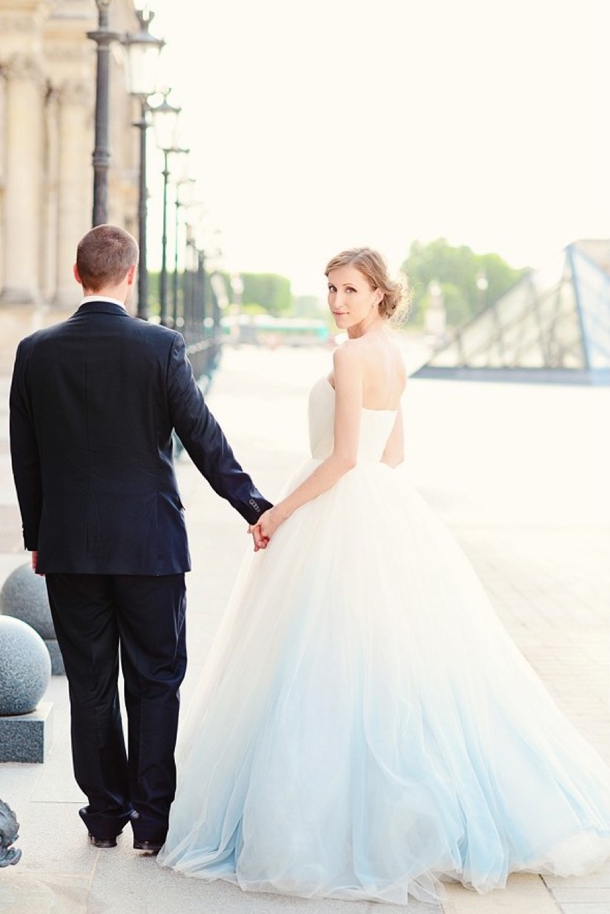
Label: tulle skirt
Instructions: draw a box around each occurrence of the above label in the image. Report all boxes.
[157,460,610,905]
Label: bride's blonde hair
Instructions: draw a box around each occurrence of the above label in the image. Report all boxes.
[324,247,410,322]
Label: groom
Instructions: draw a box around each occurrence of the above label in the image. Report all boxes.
[9,224,271,852]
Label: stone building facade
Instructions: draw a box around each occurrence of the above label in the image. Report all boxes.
[0,0,139,311]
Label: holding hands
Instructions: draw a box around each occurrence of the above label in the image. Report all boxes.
[248,522,268,551]
[248,507,285,551]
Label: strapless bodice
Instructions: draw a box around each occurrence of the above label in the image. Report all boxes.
[308,377,397,462]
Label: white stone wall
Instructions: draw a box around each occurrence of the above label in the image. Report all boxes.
[0,0,139,309]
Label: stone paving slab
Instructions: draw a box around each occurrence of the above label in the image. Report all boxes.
[550,887,610,902]
[88,853,443,914]
[545,866,610,888]
[557,906,610,914]
[0,873,83,914]
[442,874,559,913]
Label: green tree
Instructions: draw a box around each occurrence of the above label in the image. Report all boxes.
[294,294,324,318]
[240,272,293,316]
[401,238,526,328]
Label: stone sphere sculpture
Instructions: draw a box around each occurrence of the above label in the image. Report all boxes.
[0,563,64,674]
[0,616,51,716]
[0,563,55,639]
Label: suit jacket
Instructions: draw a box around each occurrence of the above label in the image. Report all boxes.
[9,301,272,575]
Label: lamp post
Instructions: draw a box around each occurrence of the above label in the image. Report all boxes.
[123,8,164,320]
[172,176,196,328]
[230,272,244,343]
[151,92,187,326]
[88,1,121,226]
[172,185,182,328]
[197,247,206,337]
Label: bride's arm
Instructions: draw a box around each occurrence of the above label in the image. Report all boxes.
[256,344,363,543]
[381,408,404,467]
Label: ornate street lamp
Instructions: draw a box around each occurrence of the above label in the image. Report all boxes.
[151,92,188,326]
[88,1,122,226]
[123,8,165,320]
[171,175,196,328]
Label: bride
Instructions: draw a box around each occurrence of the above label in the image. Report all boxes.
[157,248,610,906]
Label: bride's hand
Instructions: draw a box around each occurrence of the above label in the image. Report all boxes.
[256,507,286,547]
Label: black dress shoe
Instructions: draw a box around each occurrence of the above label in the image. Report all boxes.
[133,839,164,854]
[89,834,118,849]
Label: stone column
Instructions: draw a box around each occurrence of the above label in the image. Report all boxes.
[0,68,6,297]
[41,85,59,303]
[53,79,90,308]
[0,53,45,306]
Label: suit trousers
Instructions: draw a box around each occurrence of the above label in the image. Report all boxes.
[45,572,187,843]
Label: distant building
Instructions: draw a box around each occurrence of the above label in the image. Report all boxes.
[0,0,139,310]
[413,240,610,385]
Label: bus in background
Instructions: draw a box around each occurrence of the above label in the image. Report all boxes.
[221,314,330,347]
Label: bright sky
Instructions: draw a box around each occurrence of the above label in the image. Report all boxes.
[147,0,610,296]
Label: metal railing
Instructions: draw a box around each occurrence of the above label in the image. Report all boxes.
[178,238,223,387]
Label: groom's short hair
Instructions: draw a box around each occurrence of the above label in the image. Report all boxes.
[76,224,139,292]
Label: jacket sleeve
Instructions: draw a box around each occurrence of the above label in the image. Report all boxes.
[167,334,272,524]
[9,341,42,550]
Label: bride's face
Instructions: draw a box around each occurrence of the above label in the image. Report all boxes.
[327,265,381,334]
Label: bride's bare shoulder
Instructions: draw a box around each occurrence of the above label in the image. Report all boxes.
[331,335,405,395]
[331,340,365,376]
[333,338,366,363]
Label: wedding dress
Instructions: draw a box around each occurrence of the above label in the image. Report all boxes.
[157,376,610,905]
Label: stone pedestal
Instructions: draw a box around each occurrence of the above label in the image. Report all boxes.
[0,702,53,763]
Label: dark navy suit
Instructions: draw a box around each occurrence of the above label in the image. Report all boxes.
[9,300,271,843]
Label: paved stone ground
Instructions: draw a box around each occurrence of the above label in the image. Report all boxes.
[0,334,609,914]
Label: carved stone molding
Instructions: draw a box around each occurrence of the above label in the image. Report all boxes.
[45,44,94,64]
[4,53,44,85]
[44,83,60,105]
[0,0,55,35]
[58,79,90,108]
[0,15,36,33]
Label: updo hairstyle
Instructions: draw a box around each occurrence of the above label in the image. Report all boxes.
[324,247,409,322]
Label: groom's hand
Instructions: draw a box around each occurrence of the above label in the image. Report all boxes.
[248,524,269,552]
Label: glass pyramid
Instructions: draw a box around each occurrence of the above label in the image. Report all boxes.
[413,240,610,384]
